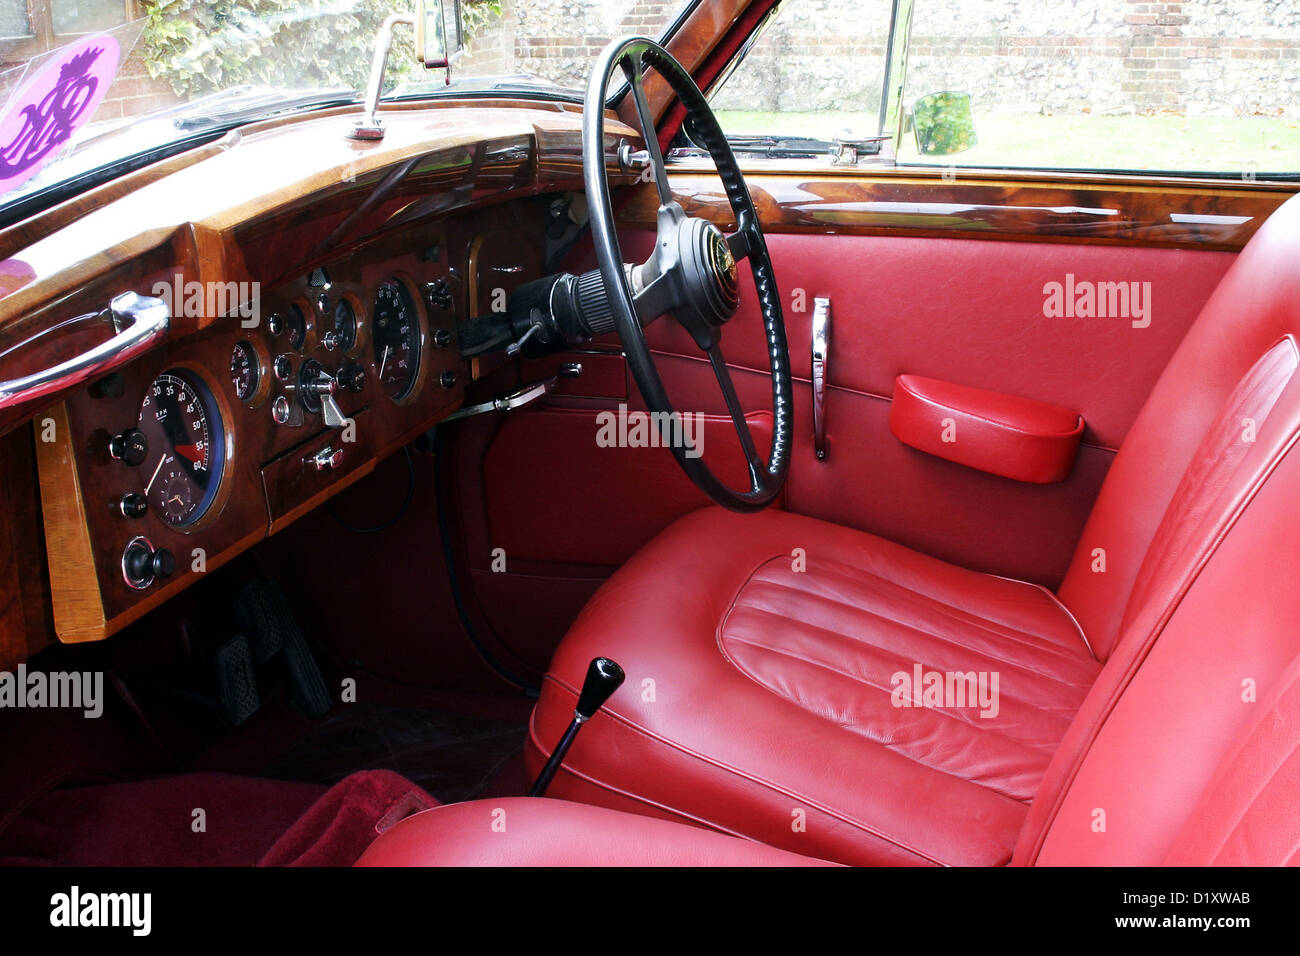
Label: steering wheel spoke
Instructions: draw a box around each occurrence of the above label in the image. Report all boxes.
[707,343,765,488]
[620,54,673,207]
[633,268,677,324]
[725,227,754,263]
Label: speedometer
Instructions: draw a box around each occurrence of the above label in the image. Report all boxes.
[137,370,225,528]
[372,279,421,401]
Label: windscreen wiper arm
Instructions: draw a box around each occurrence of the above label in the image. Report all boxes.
[670,134,834,160]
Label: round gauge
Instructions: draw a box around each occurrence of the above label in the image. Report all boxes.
[230,340,260,402]
[286,303,308,351]
[332,298,357,353]
[137,370,225,529]
[372,279,421,401]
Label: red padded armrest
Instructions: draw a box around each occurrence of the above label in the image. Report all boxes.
[889,374,1084,484]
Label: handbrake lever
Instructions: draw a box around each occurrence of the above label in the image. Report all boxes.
[443,375,558,421]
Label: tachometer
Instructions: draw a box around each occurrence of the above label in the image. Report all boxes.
[372,279,421,401]
[137,370,225,528]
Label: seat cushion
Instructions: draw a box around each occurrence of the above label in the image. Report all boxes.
[355,798,831,866]
[526,507,1100,866]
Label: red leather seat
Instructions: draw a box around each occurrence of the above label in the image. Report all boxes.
[527,507,1098,865]
[361,194,1300,867]
[517,192,1300,867]
[355,797,832,866]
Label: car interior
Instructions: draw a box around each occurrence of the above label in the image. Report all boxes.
[0,0,1298,871]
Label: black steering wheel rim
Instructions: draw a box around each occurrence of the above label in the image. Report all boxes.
[582,36,793,513]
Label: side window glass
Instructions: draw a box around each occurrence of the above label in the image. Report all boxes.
[705,0,896,152]
[901,0,1300,176]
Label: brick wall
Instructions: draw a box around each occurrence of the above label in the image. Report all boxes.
[95,47,179,122]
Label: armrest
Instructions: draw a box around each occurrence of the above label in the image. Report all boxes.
[889,374,1084,484]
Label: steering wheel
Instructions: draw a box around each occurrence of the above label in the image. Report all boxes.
[583,37,792,513]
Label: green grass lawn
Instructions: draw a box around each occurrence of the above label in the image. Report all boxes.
[713,109,1300,175]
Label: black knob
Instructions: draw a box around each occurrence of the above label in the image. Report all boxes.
[108,428,148,466]
[575,657,625,720]
[151,548,174,579]
[123,541,154,584]
[439,370,456,389]
[432,328,454,348]
[123,541,174,588]
[117,492,147,518]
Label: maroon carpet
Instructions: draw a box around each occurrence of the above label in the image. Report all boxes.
[0,770,435,866]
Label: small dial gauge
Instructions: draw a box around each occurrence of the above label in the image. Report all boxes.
[230,341,260,402]
[136,370,225,529]
[286,303,308,350]
[332,298,357,353]
[372,279,421,401]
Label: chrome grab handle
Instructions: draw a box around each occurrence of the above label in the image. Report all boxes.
[0,292,171,411]
[444,375,559,421]
[812,296,831,460]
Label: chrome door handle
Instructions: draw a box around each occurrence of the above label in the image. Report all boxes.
[811,296,831,460]
[0,292,170,410]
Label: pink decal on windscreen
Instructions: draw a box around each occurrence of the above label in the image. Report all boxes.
[0,34,122,195]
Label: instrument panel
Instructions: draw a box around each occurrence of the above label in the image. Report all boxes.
[33,198,545,642]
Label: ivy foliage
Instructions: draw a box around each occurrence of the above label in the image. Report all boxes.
[142,0,502,98]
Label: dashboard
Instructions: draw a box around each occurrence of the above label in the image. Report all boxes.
[0,100,639,650]
[32,197,549,642]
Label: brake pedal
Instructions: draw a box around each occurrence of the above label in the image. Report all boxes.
[212,634,260,726]
[236,578,331,719]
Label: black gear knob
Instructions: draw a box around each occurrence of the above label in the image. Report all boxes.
[528,656,625,798]
[575,657,625,721]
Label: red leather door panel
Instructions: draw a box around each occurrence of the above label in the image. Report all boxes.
[635,227,1234,583]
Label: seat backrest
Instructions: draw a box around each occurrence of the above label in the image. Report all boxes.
[1058,192,1300,662]
[1017,193,1300,865]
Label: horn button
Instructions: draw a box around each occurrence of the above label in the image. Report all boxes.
[671,218,741,342]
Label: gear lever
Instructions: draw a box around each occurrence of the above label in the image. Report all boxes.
[528,657,625,797]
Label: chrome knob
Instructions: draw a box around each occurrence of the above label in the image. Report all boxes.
[305,446,344,471]
[271,395,292,424]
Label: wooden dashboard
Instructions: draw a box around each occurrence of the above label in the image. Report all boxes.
[0,98,641,654]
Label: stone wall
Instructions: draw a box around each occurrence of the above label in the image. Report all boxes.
[493,0,1300,117]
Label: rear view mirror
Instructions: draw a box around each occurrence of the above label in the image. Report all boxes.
[912,91,977,156]
[415,0,465,68]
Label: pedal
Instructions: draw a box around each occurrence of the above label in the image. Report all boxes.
[235,579,284,665]
[212,634,260,726]
[236,578,331,719]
